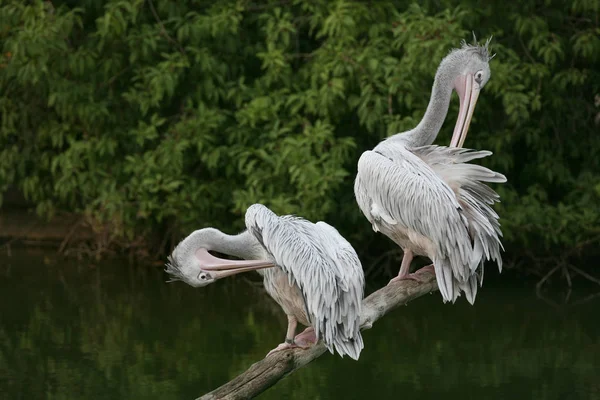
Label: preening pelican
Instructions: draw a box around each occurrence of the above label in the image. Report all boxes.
[165,204,365,360]
[354,38,506,304]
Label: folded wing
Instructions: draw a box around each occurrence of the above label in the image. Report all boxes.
[245,204,364,359]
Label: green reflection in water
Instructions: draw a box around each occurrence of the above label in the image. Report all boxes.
[0,249,598,399]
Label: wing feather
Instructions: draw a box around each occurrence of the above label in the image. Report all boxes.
[245,204,364,359]
[412,145,506,274]
[356,141,505,304]
[357,147,475,274]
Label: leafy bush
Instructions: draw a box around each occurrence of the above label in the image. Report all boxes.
[1,0,599,271]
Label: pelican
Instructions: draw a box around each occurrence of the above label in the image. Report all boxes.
[354,37,506,304]
[165,204,365,360]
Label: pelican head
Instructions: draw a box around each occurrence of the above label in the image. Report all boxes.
[165,247,273,288]
[438,35,495,148]
[165,255,217,287]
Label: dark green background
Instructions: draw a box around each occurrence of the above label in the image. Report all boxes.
[1,0,599,278]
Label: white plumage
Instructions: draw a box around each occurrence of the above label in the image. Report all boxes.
[165,204,365,360]
[354,38,505,304]
[356,144,505,303]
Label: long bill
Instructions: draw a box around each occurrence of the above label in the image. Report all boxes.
[194,248,274,279]
[449,74,480,148]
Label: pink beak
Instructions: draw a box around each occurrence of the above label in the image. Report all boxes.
[449,73,481,148]
[195,248,274,279]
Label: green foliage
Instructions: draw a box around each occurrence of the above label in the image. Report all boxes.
[0,0,599,268]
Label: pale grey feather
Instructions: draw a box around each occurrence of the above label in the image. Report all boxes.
[355,140,505,304]
[413,145,506,272]
[165,204,365,360]
[245,204,364,360]
[354,38,503,304]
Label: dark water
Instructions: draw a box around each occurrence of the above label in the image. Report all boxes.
[1,248,599,400]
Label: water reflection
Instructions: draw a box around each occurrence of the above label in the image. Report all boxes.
[0,249,598,399]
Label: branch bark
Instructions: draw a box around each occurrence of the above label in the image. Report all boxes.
[198,271,438,400]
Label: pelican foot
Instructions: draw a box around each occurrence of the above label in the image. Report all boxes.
[293,327,317,348]
[266,342,300,357]
[266,327,318,358]
[419,264,435,274]
[389,264,435,284]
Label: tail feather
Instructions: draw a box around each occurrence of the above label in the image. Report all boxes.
[320,294,364,360]
[332,332,364,361]
[412,145,506,304]
[434,258,455,303]
[435,258,482,305]
[457,274,479,305]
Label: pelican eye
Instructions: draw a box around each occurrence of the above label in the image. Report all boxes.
[198,272,209,280]
[475,70,484,84]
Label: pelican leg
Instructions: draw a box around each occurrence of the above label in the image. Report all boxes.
[390,254,436,284]
[284,315,298,343]
[266,315,300,357]
[388,250,414,284]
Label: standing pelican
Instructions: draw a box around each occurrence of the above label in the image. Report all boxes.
[165,204,365,360]
[354,38,506,304]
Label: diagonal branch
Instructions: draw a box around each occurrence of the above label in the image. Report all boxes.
[198,271,438,400]
[147,0,186,54]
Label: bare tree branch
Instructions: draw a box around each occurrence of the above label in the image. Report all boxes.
[198,271,438,400]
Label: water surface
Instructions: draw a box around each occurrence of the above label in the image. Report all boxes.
[0,249,598,399]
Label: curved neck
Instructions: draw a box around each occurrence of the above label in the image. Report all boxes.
[390,70,454,147]
[175,228,258,261]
